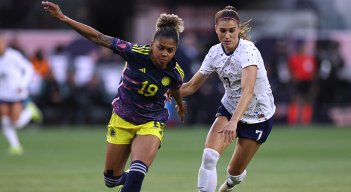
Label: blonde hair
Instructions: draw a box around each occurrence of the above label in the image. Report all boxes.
[239,19,251,40]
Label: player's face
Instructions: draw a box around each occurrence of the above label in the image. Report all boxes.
[150,37,177,69]
[215,19,240,53]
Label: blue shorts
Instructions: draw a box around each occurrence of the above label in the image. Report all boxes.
[215,105,273,144]
[0,100,25,104]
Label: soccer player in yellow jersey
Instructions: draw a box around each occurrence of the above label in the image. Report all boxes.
[42,1,186,192]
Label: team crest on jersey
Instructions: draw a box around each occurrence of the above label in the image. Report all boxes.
[110,128,116,137]
[139,68,146,73]
[161,76,171,86]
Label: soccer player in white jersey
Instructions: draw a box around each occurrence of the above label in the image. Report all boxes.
[0,32,34,155]
[179,6,275,192]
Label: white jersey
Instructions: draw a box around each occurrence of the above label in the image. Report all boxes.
[199,39,275,124]
[0,48,34,102]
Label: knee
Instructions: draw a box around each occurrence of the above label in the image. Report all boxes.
[1,116,10,125]
[201,148,220,170]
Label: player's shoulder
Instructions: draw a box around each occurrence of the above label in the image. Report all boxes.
[237,39,260,55]
[204,43,223,59]
[166,59,185,80]
[238,39,258,50]
[131,44,151,55]
[174,62,185,80]
[208,43,222,53]
[6,48,22,57]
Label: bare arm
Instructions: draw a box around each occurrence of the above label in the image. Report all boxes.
[218,65,257,143]
[180,71,209,97]
[42,1,113,48]
[229,65,257,123]
[170,89,186,122]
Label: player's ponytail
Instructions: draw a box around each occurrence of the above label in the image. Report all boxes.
[154,13,184,46]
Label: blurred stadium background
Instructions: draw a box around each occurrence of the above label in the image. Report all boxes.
[1,0,351,191]
[1,0,351,126]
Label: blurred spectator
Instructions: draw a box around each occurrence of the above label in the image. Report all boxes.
[29,48,51,99]
[34,44,70,125]
[174,32,202,125]
[48,45,70,86]
[287,42,317,125]
[72,55,95,88]
[71,53,109,124]
[38,69,64,125]
[265,38,291,123]
[176,32,200,80]
[95,49,123,104]
[269,39,291,95]
[31,49,50,78]
[314,39,346,122]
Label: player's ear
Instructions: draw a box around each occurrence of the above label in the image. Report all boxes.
[150,40,155,52]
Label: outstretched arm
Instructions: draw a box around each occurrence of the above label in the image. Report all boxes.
[165,71,208,103]
[180,71,209,97]
[42,1,113,48]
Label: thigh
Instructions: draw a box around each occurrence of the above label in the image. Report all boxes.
[131,135,161,167]
[104,143,131,176]
[104,113,135,175]
[106,113,137,144]
[227,138,260,175]
[9,101,23,122]
[205,116,231,154]
[0,102,10,116]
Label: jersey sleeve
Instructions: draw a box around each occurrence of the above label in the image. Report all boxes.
[239,43,261,69]
[110,38,133,61]
[199,46,216,75]
[169,63,184,91]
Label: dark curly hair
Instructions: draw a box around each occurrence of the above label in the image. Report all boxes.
[153,13,184,46]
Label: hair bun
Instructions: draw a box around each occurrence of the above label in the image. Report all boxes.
[224,6,238,12]
[156,13,184,33]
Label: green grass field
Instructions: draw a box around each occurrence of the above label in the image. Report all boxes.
[1,125,351,192]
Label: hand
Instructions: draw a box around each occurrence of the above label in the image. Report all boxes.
[217,121,237,144]
[165,89,173,104]
[175,101,187,123]
[42,1,65,20]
